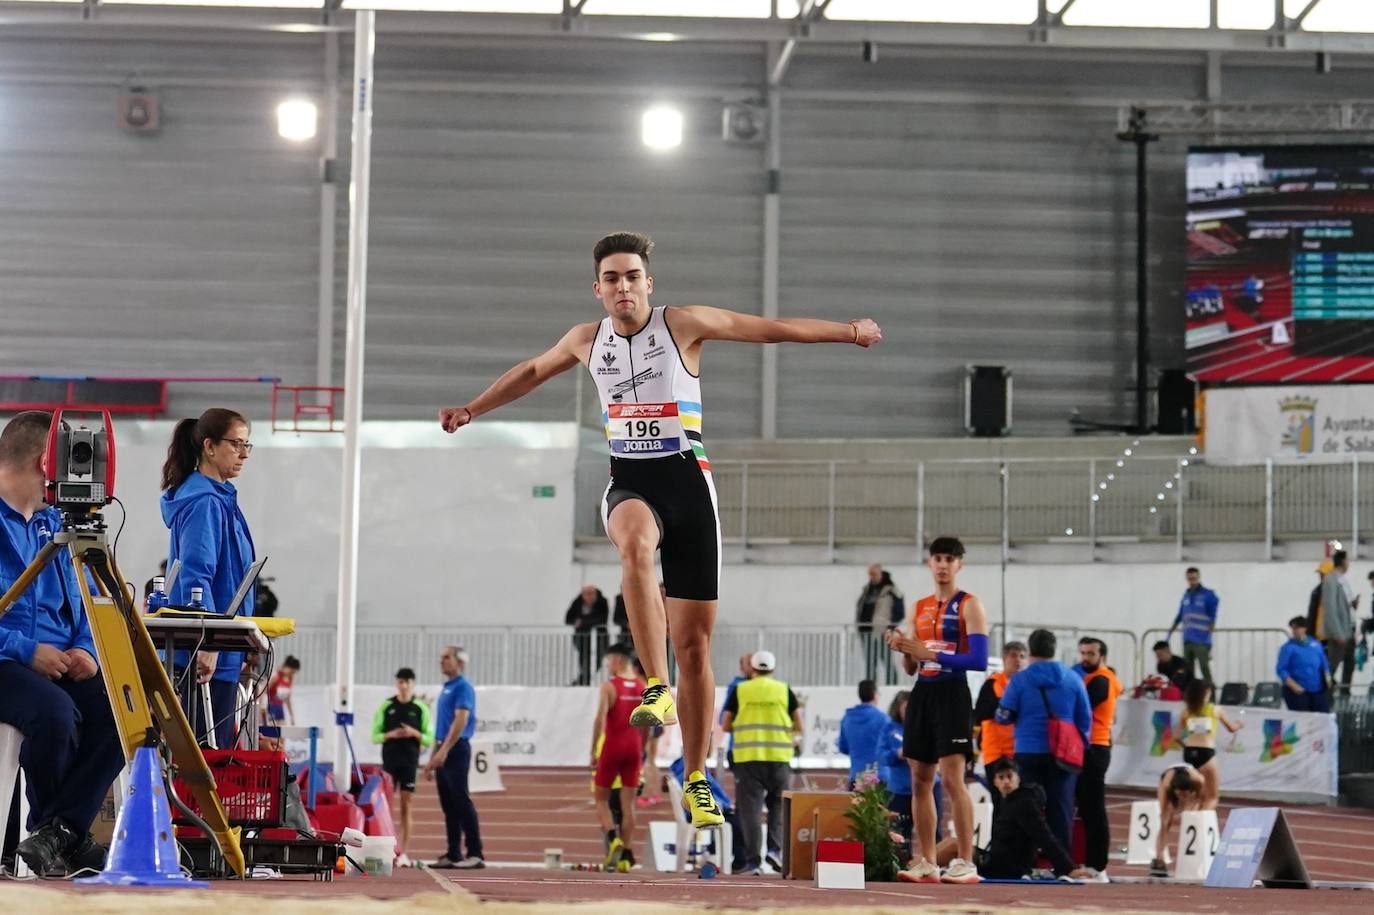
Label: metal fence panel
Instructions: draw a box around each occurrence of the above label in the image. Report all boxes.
[924,461,1003,541]
[1006,461,1089,541]
[1138,628,1288,689]
[1272,461,1353,538]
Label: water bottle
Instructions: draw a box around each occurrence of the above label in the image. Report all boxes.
[146,575,169,613]
[188,586,207,611]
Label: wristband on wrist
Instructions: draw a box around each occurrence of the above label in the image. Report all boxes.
[850,321,859,344]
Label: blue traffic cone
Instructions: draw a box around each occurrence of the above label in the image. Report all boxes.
[78,739,207,887]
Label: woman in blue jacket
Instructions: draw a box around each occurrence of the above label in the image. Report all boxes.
[160,408,257,750]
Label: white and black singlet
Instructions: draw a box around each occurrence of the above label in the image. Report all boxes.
[590,306,721,601]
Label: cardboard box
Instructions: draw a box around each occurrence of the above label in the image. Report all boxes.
[90,783,118,845]
[781,790,852,880]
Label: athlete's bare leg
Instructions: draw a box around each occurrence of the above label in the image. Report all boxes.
[910,760,938,864]
[666,597,717,775]
[618,784,638,851]
[594,785,616,832]
[940,755,974,862]
[606,500,670,684]
[396,789,413,854]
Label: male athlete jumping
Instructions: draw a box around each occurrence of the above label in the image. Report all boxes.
[441,232,880,825]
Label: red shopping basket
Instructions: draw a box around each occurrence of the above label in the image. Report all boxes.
[171,749,289,828]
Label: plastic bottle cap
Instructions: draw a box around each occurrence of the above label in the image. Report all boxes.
[191,587,203,599]
[153,576,165,589]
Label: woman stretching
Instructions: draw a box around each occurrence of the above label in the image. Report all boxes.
[1179,680,1243,810]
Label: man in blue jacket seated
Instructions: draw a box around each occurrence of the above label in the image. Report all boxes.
[837,679,889,789]
[995,628,1091,851]
[977,759,1089,881]
[1277,615,1331,712]
[669,757,745,872]
[0,412,124,877]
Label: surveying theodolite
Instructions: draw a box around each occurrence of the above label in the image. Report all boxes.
[0,410,245,876]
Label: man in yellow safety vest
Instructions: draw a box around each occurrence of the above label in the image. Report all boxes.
[721,650,803,875]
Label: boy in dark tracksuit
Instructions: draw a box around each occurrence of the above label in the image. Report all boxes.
[372,667,433,866]
[980,759,1085,880]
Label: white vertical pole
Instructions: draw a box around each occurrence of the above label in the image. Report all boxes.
[333,9,375,778]
[760,45,783,440]
[315,29,340,393]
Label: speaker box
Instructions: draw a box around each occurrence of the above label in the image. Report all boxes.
[1157,369,1197,434]
[964,365,1011,437]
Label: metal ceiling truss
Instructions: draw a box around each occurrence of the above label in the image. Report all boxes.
[1132,101,1374,135]
[0,1,1373,54]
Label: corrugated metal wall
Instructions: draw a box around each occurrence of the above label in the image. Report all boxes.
[3,28,1372,436]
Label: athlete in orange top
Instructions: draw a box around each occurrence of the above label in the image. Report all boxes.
[973,641,1026,769]
[1072,637,1124,880]
[885,536,989,885]
[591,644,646,870]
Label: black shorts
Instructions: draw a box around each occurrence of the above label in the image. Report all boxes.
[903,677,973,764]
[602,453,720,602]
[382,753,419,792]
[1182,746,1216,769]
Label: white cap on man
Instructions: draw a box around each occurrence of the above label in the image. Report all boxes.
[751,650,776,672]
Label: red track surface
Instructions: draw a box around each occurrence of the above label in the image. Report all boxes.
[28,768,1374,913]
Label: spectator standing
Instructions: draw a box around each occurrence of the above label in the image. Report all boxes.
[424,645,484,869]
[996,628,1091,851]
[1072,638,1122,883]
[1153,640,1193,693]
[878,690,914,860]
[1277,616,1331,713]
[837,679,889,789]
[720,650,802,875]
[265,655,299,726]
[566,584,609,686]
[372,666,434,867]
[1319,550,1357,696]
[719,653,752,767]
[973,641,1026,774]
[855,564,904,682]
[1168,567,1219,684]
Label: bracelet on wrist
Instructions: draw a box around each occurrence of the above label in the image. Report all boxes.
[850,321,859,344]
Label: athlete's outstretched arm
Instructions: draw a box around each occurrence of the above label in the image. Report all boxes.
[670,305,881,348]
[440,323,594,432]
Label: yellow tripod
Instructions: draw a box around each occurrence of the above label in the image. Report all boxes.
[0,508,245,876]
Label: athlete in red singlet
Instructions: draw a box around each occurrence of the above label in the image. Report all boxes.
[592,644,647,870]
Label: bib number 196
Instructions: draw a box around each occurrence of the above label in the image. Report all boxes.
[627,419,660,438]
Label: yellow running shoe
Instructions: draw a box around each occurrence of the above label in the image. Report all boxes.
[629,679,676,727]
[683,771,725,828]
[604,836,626,871]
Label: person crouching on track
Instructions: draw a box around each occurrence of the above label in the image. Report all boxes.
[1151,764,1204,877]
[159,408,258,750]
[373,666,434,868]
[977,759,1090,881]
[592,644,646,871]
[0,411,123,877]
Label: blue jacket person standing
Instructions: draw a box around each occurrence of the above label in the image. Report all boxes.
[1169,567,1219,684]
[836,679,890,788]
[1277,616,1331,712]
[425,645,485,868]
[159,408,257,750]
[0,411,124,876]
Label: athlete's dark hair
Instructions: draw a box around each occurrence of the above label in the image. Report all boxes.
[1152,640,1172,652]
[605,642,633,660]
[1078,636,1107,657]
[988,757,1020,779]
[1002,640,1026,656]
[161,408,249,492]
[1166,767,1198,805]
[858,679,877,703]
[283,656,300,670]
[1185,566,1200,576]
[0,411,52,467]
[928,536,965,558]
[593,231,653,277]
[888,689,909,723]
[395,666,416,681]
[1288,615,1307,628]
[1184,678,1212,715]
[1027,628,1056,659]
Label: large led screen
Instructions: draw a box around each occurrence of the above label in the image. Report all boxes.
[1186,146,1374,383]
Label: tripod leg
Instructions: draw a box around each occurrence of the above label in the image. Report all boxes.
[0,540,64,620]
[77,543,246,877]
